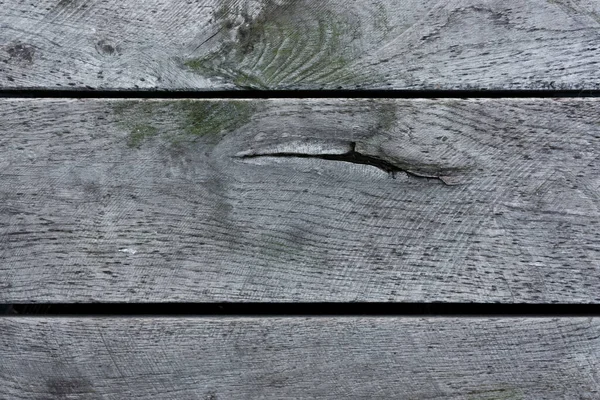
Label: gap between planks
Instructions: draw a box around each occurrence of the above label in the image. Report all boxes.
[0,89,599,99]
[3,303,600,317]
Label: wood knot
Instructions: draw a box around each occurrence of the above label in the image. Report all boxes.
[95,39,122,57]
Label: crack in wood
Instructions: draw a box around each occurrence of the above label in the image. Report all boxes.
[238,141,452,184]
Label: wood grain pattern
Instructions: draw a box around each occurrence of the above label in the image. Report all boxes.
[2,98,600,303]
[1,0,600,90]
[1,317,599,399]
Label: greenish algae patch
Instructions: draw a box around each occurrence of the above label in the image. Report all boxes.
[112,100,161,148]
[175,100,256,139]
[467,386,523,400]
[111,100,257,148]
[184,0,364,89]
[126,124,158,148]
[376,102,397,132]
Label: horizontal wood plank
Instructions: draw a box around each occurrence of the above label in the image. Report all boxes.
[1,317,599,399]
[2,98,600,302]
[1,0,600,90]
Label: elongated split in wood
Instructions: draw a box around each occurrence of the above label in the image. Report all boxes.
[236,141,453,184]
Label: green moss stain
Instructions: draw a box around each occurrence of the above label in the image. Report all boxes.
[183,58,206,72]
[175,100,256,138]
[184,0,364,89]
[376,102,397,132]
[113,101,160,148]
[467,387,523,400]
[126,124,158,148]
[112,100,257,148]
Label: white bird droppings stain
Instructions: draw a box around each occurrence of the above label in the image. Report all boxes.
[119,248,137,255]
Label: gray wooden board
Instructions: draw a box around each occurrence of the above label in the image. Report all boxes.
[1,0,600,90]
[2,98,600,303]
[1,317,600,399]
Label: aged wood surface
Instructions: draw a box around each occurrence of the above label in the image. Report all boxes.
[1,317,599,399]
[1,98,600,303]
[1,0,600,90]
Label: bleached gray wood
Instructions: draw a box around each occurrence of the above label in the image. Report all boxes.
[1,317,599,399]
[1,0,600,90]
[2,98,600,303]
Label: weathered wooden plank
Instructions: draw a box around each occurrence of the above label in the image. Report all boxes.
[2,98,600,302]
[1,317,599,399]
[1,0,600,90]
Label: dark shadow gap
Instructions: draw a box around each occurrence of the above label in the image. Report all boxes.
[0,89,600,98]
[3,303,600,317]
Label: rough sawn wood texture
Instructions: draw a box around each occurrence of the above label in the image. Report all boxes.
[1,98,600,303]
[1,317,599,399]
[1,0,600,90]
